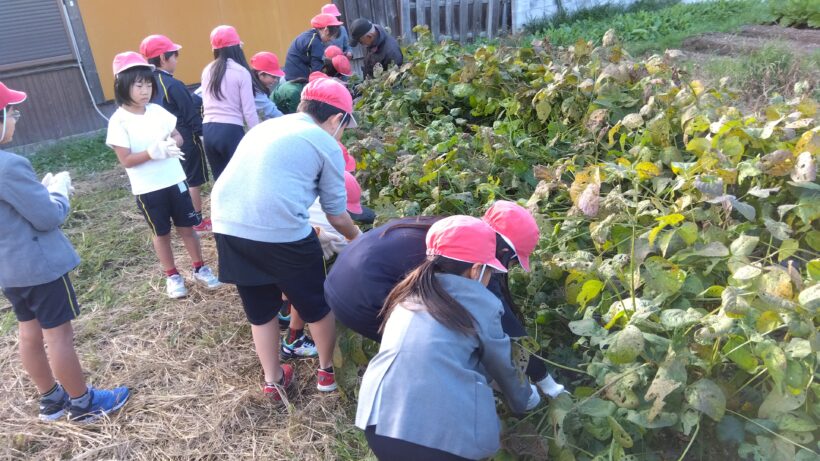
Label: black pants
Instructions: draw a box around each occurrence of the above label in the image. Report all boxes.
[365,426,473,461]
[202,122,245,180]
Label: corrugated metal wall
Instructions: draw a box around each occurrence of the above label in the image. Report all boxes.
[78,0,329,100]
[0,0,74,67]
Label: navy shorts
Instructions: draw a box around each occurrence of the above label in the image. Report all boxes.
[202,122,245,180]
[136,182,200,236]
[3,274,80,329]
[215,232,331,325]
[180,134,209,188]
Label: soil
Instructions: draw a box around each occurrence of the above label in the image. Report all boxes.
[681,24,820,58]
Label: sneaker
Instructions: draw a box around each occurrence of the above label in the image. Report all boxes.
[39,387,69,421]
[278,301,291,330]
[281,333,318,359]
[68,386,130,423]
[193,265,222,290]
[317,368,337,392]
[193,218,212,232]
[166,274,188,299]
[263,364,294,401]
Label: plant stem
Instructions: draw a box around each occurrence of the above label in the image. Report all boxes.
[676,419,700,461]
[726,409,820,456]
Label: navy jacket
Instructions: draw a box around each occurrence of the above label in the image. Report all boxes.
[152,70,202,149]
[325,217,526,341]
[283,29,326,81]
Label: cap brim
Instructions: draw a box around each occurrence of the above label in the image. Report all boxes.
[487,258,508,273]
[6,89,27,105]
[172,43,182,52]
[271,69,285,77]
[118,63,156,74]
[518,254,531,272]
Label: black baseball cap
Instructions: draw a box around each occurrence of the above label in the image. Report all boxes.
[350,18,373,45]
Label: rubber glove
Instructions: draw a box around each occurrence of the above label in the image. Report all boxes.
[536,374,568,398]
[316,227,345,259]
[41,172,54,187]
[48,171,73,198]
[525,384,541,411]
[146,139,184,160]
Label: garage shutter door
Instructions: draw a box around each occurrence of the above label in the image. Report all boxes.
[0,0,74,68]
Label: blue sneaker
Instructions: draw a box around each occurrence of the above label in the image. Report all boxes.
[39,388,69,421]
[68,386,130,423]
[281,333,318,359]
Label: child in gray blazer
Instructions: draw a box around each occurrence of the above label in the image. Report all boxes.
[0,82,129,423]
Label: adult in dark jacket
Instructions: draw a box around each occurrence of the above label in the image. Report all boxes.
[283,14,344,81]
[324,202,568,398]
[349,18,404,78]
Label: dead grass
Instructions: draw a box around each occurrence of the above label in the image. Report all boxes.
[0,140,372,460]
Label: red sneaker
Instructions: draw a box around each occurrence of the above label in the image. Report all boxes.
[317,368,337,392]
[263,364,294,401]
[193,217,212,232]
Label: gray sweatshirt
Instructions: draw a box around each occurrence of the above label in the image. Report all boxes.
[0,150,80,288]
[211,112,346,243]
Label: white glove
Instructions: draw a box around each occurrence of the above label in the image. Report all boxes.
[47,171,73,198]
[525,384,541,411]
[535,374,568,398]
[41,172,54,187]
[316,227,346,259]
[147,139,185,160]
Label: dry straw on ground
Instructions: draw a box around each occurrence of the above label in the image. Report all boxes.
[0,176,364,460]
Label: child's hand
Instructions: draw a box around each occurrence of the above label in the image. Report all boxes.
[47,171,74,198]
[147,139,185,160]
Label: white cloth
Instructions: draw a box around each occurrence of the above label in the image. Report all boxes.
[106,104,186,195]
[308,198,348,258]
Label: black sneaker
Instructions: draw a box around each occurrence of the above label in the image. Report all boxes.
[39,390,69,421]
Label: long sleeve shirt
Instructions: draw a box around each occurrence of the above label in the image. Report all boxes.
[201,59,259,128]
[283,29,326,81]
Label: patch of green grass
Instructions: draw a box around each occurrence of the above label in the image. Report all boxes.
[524,0,681,33]
[526,0,774,55]
[28,133,116,178]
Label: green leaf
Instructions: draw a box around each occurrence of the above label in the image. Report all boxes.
[778,239,799,262]
[577,279,605,309]
[626,409,677,428]
[643,256,686,294]
[607,416,634,448]
[776,414,817,433]
[797,284,820,313]
[606,325,645,364]
[659,308,702,328]
[808,260,820,282]
[764,217,792,241]
[677,222,698,245]
[722,336,759,373]
[578,397,616,417]
[733,265,763,281]
[685,378,726,421]
[759,388,806,418]
[784,338,812,360]
[689,242,730,258]
[686,137,711,156]
[716,415,745,445]
[452,83,474,98]
[730,234,760,257]
[805,230,820,251]
[721,286,749,318]
[757,341,788,392]
[569,319,607,338]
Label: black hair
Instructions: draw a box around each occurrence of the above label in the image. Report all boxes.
[321,57,341,78]
[326,25,341,39]
[297,99,351,125]
[147,50,179,69]
[114,66,157,106]
[207,45,253,101]
[251,70,272,96]
[494,233,525,322]
[381,256,477,335]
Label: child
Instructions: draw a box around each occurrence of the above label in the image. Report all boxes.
[0,81,130,423]
[201,25,259,179]
[320,46,353,80]
[356,215,538,460]
[139,34,212,232]
[283,14,343,81]
[271,77,307,115]
[106,52,221,298]
[321,3,353,58]
[249,52,285,121]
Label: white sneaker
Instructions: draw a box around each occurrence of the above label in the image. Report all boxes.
[193,265,222,289]
[166,274,188,299]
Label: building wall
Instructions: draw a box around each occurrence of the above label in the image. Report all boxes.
[512,0,633,31]
[78,0,329,100]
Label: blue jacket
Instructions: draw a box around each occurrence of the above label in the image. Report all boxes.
[0,150,80,288]
[328,26,352,55]
[355,273,532,459]
[283,29,326,81]
[152,70,202,150]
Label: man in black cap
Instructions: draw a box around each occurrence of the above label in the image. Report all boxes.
[350,18,403,79]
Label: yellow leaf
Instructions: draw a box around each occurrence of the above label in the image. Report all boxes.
[690,80,705,96]
[656,213,685,226]
[794,130,819,156]
[636,161,661,180]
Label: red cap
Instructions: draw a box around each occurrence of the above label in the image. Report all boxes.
[324,45,343,59]
[331,55,353,77]
[340,143,355,171]
[210,25,242,50]
[301,77,357,127]
[321,3,342,16]
[139,34,182,59]
[482,201,539,272]
[311,13,343,29]
[344,172,363,214]
[309,71,329,82]
[0,82,27,111]
[112,51,154,75]
[250,51,285,77]
[426,216,507,272]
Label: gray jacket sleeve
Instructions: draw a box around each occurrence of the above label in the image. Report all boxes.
[477,299,532,414]
[317,144,347,216]
[0,155,70,232]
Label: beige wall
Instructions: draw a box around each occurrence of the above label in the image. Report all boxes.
[79,0,329,100]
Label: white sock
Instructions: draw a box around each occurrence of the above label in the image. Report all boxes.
[536,374,567,398]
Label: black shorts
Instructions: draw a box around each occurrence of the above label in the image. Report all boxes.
[215,232,331,325]
[3,274,80,329]
[180,134,209,188]
[136,182,200,236]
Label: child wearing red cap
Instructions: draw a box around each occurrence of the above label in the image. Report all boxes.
[321,3,353,58]
[325,201,566,397]
[107,52,221,299]
[356,215,538,460]
[0,81,130,422]
[201,25,259,179]
[140,34,212,232]
[283,14,344,81]
[211,77,361,400]
[249,52,285,121]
